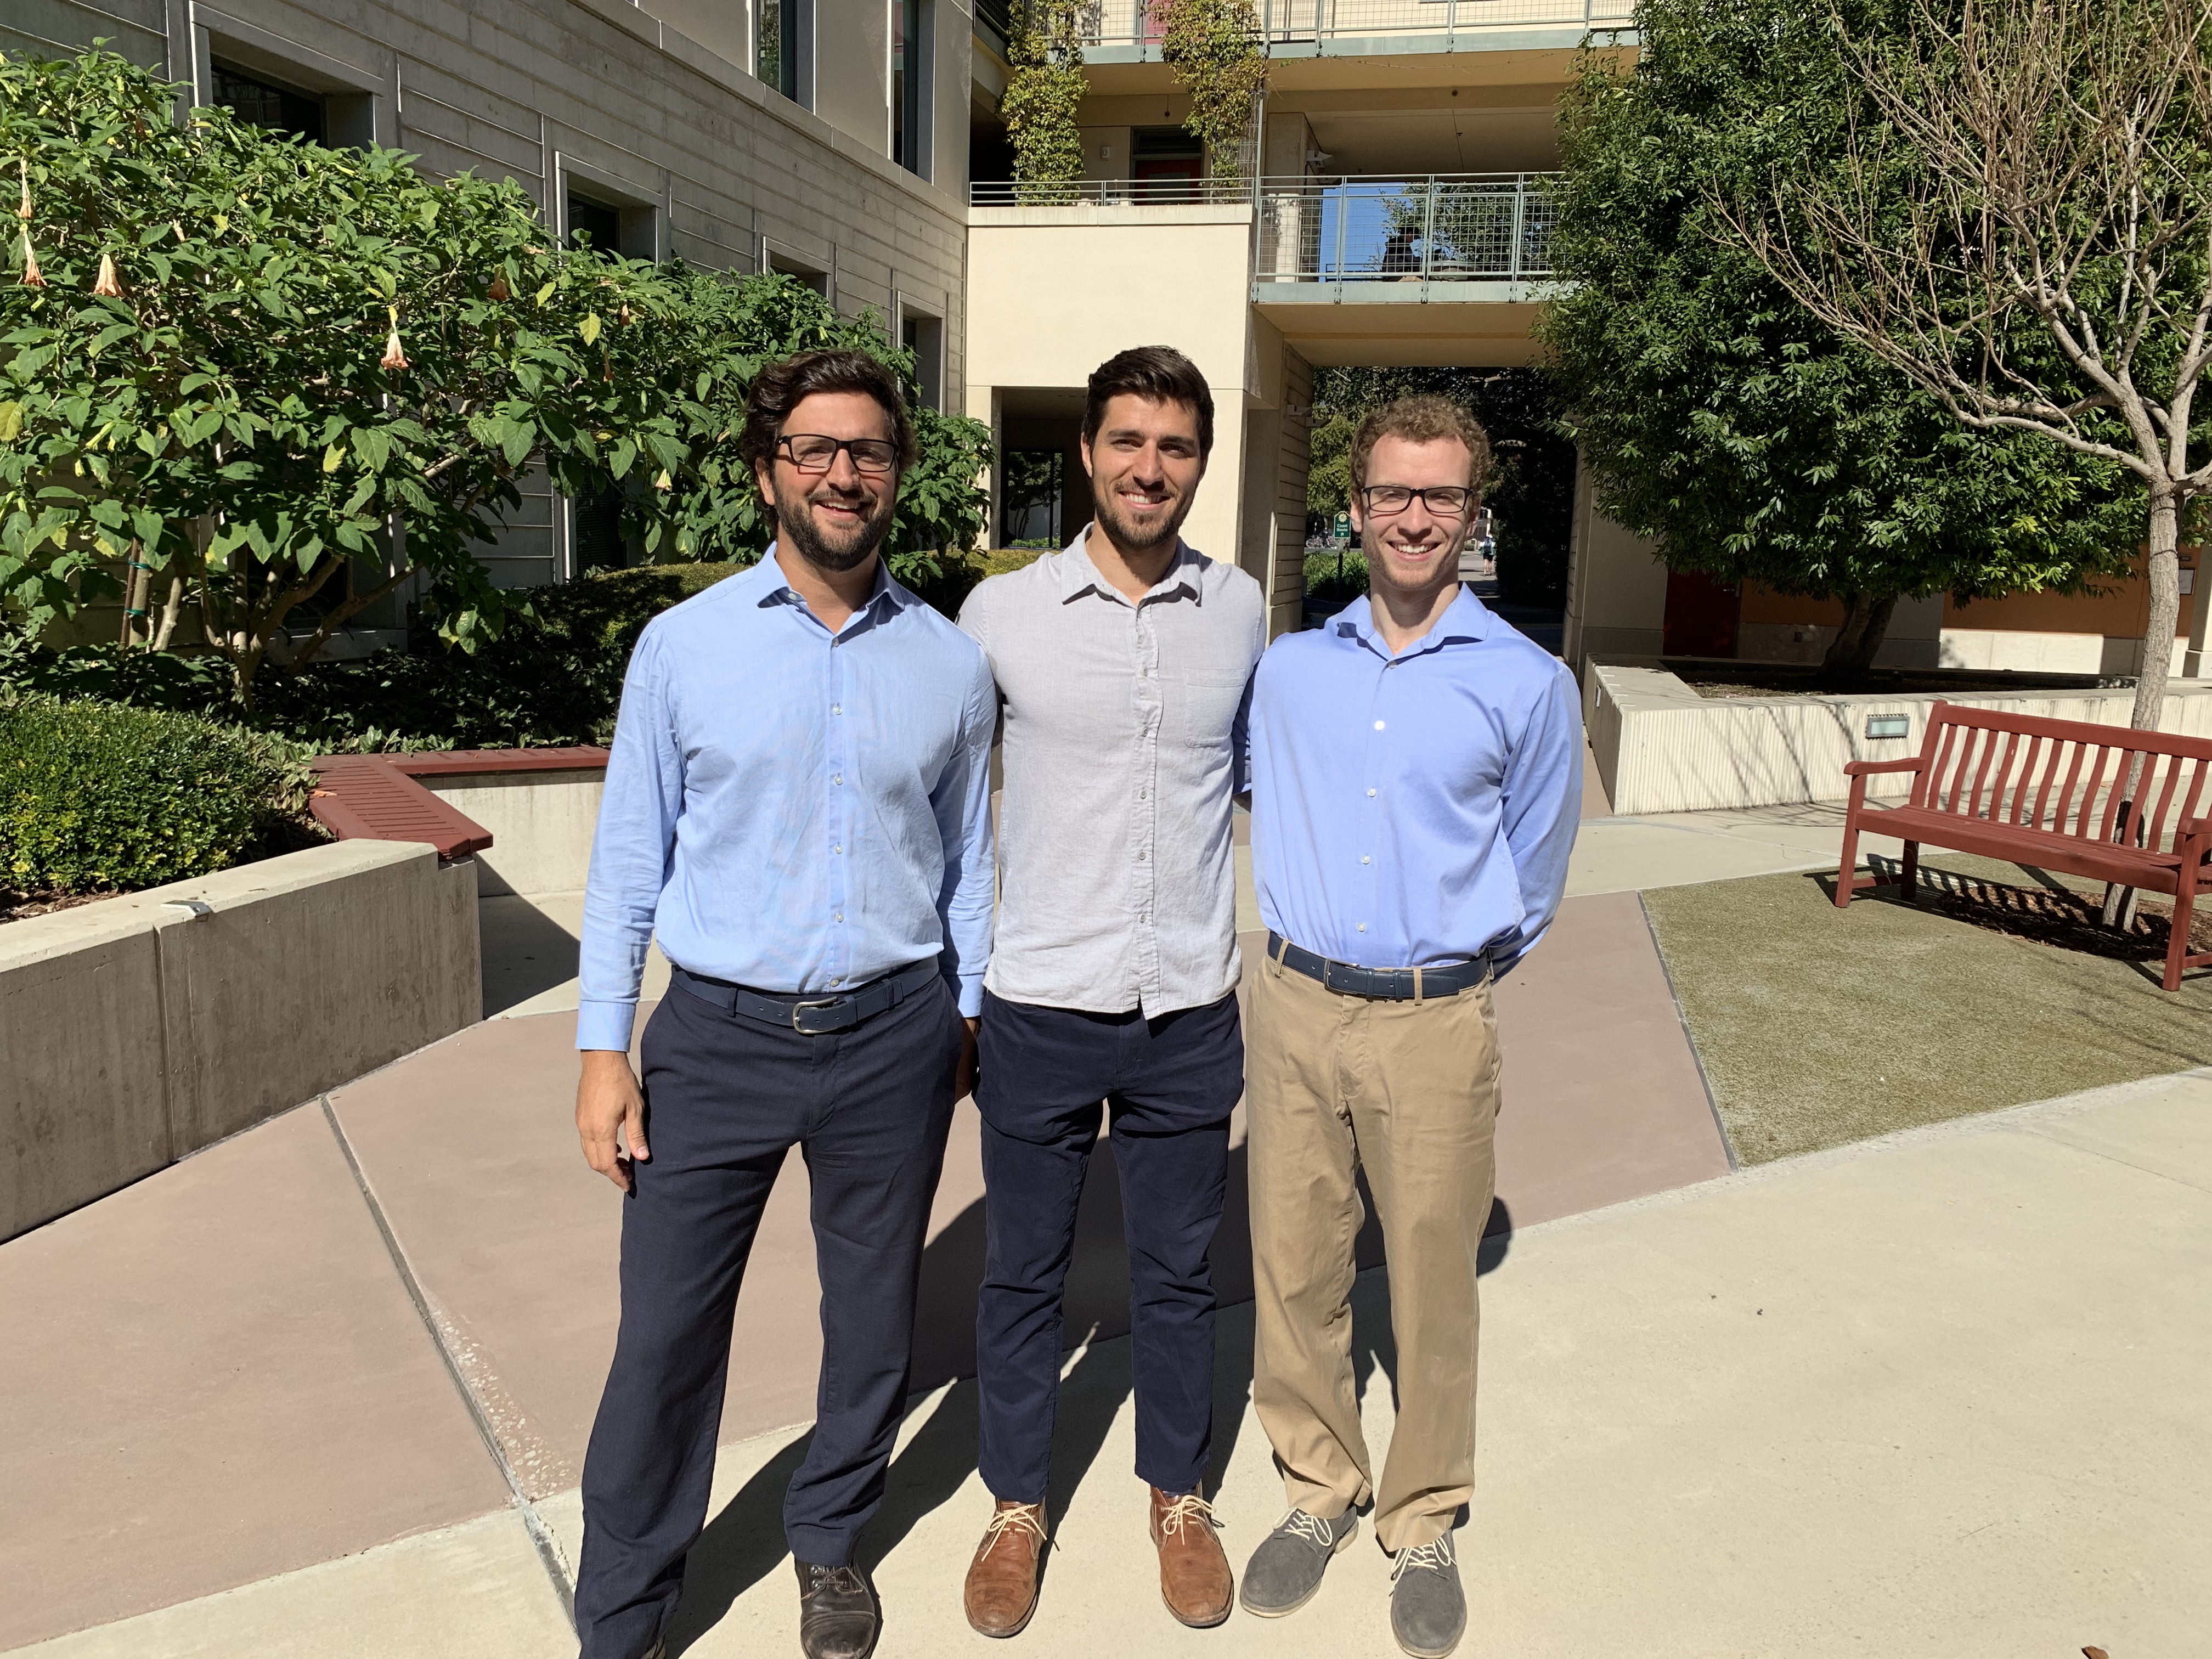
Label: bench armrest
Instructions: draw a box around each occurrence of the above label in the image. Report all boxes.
[2183,816,2211,840]
[1843,756,1926,777]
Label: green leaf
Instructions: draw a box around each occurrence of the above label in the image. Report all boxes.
[579,313,602,346]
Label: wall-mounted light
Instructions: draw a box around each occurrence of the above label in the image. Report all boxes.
[1865,714,1911,740]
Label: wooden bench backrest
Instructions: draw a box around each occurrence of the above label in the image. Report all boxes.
[1909,702,2212,855]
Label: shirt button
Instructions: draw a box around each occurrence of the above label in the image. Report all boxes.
[1357,923,1367,933]
[1367,787,1376,798]
[1361,855,1370,865]
[834,911,845,922]
[832,703,843,715]
[832,774,844,785]
[1138,850,1148,861]
[832,845,843,855]
[1374,720,1385,731]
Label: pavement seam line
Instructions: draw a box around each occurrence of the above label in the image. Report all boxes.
[2011,1124,2212,1194]
[1638,888,1739,1171]
[316,1094,579,1632]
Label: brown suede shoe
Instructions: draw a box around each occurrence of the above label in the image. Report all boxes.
[1148,1487,1233,1628]
[964,1499,1049,1638]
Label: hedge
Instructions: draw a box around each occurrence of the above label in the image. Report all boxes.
[0,693,314,896]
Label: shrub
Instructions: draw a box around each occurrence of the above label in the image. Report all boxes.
[0,694,314,895]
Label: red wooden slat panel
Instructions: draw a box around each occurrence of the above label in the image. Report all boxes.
[309,757,494,861]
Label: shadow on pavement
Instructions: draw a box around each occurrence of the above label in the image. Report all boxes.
[663,1123,1514,1654]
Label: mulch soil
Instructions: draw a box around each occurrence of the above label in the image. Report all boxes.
[1,890,120,924]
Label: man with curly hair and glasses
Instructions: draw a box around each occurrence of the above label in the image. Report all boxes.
[1238,394,1582,1658]
[571,348,996,1659]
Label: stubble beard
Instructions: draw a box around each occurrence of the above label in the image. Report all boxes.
[1092,483,1193,557]
[775,476,895,574]
[1363,522,1465,608]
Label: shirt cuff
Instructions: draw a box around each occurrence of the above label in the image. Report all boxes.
[575,998,640,1052]
[948,967,985,1019]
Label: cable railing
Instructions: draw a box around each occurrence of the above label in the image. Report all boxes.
[969,175,1259,206]
[1256,172,1558,284]
[1075,0,1635,50]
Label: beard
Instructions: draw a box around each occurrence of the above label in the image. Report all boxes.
[1091,480,1194,555]
[774,475,895,573]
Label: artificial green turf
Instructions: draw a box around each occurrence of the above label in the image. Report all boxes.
[1642,857,2212,1165]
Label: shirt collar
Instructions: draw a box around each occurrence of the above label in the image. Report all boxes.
[1058,524,1205,609]
[755,542,908,622]
[1334,584,1493,660]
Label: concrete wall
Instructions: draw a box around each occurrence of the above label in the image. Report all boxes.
[1587,659,2212,817]
[1,841,479,1240]
[964,204,1258,567]
[422,770,606,897]
[1564,450,1666,675]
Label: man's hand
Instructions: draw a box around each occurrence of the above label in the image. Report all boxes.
[577,1048,650,1193]
[956,1016,981,1104]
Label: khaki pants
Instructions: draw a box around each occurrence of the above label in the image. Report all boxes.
[1246,950,1501,1553]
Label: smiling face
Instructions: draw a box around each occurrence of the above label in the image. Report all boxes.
[753,389,901,573]
[1352,433,1479,605]
[1081,393,1206,555]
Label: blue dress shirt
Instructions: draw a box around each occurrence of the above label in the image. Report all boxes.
[576,548,998,1050]
[1248,588,1583,975]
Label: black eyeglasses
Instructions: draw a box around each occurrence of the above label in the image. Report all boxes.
[777,434,901,475]
[1359,484,1475,516]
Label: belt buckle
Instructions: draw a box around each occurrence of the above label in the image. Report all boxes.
[791,996,848,1034]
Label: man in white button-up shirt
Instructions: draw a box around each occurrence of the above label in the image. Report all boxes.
[955,348,1266,1638]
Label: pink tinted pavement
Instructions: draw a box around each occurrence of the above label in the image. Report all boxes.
[2,887,1725,1649]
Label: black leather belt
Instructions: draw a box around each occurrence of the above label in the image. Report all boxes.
[670,958,941,1034]
[1267,932,1491,1001]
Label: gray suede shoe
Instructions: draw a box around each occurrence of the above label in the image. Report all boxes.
[1238,1506,1359,1617]
[1389,1532,1465,1658]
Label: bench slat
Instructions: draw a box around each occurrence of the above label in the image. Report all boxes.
[1866,806,2189,892]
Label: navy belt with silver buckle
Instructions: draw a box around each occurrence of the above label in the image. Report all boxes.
[1266,932,1490,1001]
[670,958,941,1034]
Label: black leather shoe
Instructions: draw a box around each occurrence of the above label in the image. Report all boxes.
[795,1558,881,1659]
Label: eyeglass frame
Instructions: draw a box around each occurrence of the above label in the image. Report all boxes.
[1356,483,1477,518]
[775,433,902,476]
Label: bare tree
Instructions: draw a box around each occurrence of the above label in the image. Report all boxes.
[1723,0,2211,732]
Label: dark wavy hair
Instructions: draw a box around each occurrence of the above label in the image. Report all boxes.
[1081,345,1215,460]
[740,348,917,483]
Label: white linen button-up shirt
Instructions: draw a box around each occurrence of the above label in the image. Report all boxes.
[957,528,1267,1016]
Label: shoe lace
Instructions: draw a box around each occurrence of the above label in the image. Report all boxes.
[1279,1509,1338,1550]
[1390,1532,1457,1582]
[978,1504,1049,1561]
[1158,1492,1220,1542]
[806,1562,868,1595]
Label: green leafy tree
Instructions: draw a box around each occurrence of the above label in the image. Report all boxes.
[1153,0,1268,185]
[1539,0,2142,678]
[1001,0,1088,202]
[0,47,673,702]
[1307,366,1576,609]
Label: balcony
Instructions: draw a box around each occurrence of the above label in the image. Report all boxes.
[1079,0,1635,57]
[1256,172,1558,299]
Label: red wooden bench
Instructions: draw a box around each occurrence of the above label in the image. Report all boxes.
[1836,701,2212,990]
[308,746,611,862]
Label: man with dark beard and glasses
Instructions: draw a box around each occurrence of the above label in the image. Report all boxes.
[953,346,1265,1638]
[571,349,996,1659]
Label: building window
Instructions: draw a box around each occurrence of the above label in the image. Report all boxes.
[211,62,324,144]
[902,311,943,411]
[567,194,623,258]
[573,472,629,574]
[1133,127,1204,201]
[893,0,931,178]
[759,0,801,102]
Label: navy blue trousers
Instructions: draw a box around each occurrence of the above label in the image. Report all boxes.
[973,988,1244,1504]
[574,975,963,1659]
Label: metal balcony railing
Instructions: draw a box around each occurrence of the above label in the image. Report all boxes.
[969,176,1258,206]
[1255,173,1558,284]
[1076,0,1635,50]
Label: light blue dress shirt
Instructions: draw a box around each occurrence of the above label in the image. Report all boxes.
[575,548,998,1051]
[1248,588,1583,975]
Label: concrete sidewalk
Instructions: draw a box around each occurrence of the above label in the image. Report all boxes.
[19,1070,2206,1658]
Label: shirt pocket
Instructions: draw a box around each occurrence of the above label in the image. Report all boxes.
[1169,665,1251,750]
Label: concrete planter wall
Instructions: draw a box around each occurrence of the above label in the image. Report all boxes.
[1587,659,2212,816]
[1,840,479,1240]
[419,767,605,897]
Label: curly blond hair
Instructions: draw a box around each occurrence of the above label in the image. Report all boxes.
[1349,394,1493,498]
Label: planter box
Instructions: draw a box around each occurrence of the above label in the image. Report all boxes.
[1,840,479,1240]
[1586,658,2212,816]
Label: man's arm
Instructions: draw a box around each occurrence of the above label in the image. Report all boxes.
[1489,663,1585,975]
[575,626,684,1190]
[933,648,998,1098]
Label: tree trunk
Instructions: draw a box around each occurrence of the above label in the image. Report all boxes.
[2131,492,2180,732]
[1820,590,1898,683]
